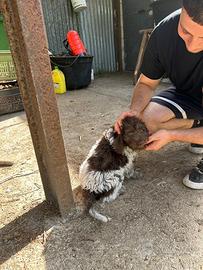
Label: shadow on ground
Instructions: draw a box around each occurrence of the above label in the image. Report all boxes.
[0,73,203,270]
[0,202,59,265]
[44,145,203,270]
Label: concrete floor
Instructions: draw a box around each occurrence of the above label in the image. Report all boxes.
[0,73,203,270]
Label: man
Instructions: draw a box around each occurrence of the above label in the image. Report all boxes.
[115,0,203,189]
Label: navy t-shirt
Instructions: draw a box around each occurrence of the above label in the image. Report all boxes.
[140,9,203,103]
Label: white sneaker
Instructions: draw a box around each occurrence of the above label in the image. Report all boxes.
[188,143,203,154]
[183,159,203,189]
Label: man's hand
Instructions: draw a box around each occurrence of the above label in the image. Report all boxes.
[145,129,173,151]
[114,111,140,134]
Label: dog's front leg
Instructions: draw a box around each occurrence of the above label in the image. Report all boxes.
[125,157,141,179]
[103,180,124,203]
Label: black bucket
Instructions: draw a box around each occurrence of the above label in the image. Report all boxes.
[50,55,93,90]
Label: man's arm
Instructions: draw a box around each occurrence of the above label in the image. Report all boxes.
[146,127,203,151]
[114,74,160,133]
[130,74,161,116]
[170,128,203,144]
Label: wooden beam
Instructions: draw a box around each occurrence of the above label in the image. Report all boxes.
[112,0,123,72]
[1,0,75,217]
[133,28,153,84]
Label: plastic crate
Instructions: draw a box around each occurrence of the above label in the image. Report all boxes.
[0,14,10,50]
[0,87,24,115]
[0,50,17,81]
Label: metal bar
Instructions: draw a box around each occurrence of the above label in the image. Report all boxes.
[0,0,75,217]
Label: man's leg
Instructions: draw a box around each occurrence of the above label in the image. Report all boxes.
[141,101,203,190]
[141,102,194,133]
[149,89,203,154]
[141,102,203,154]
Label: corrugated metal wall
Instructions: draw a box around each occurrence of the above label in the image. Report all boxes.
[41,0,116,73]
[41,0,78,54]
[78,0,116,73]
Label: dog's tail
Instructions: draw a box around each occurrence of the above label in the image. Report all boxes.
[82,189,111,222]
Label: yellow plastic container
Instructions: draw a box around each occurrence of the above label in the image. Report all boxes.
[52,66,66,94]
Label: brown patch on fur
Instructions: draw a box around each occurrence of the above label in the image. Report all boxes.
[121,116,149,150]
[111,133,125,154]
[80,189,96,210]
[88,136,128,172]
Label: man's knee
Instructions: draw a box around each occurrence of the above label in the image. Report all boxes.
[140,102,175,131]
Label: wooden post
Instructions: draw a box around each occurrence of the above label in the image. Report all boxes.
[0,0,75,217]
[133,28,153,84]
[113,0,123,72]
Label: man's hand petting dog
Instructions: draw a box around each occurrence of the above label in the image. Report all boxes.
[145,129,173,151]
[115,111,141,134]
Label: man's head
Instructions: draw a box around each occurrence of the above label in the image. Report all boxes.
[178,0,203,53]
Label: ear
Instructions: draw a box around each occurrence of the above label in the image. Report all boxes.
[112,134,125,154]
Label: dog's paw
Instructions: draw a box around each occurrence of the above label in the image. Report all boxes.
[119,186,126,195]
[126,168,142,179]
[133,169,143,178]
[103,216,112,222]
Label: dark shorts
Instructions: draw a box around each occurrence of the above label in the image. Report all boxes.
[151,87,203,120]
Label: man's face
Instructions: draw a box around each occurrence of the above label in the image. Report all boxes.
[178,8,203,53]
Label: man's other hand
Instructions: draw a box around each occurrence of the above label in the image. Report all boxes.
[145,129,173,151]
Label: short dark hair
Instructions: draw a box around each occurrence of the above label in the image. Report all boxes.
[183,0,203,25]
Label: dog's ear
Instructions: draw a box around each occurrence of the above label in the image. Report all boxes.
[112,133,125,154]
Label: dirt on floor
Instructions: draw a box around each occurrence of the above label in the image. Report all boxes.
[0,73,203,270]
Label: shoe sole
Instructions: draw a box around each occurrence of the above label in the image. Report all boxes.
[183,174,203,190]
[188,145,203,154]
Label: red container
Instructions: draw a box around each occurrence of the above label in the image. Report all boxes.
[67,30,87,56]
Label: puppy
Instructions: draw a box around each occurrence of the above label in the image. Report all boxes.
[79,116,149,222]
